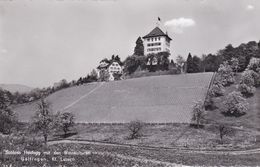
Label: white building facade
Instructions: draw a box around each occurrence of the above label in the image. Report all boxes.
[97,60,123,81]
[108,61,123,81]
[143,27,172,55]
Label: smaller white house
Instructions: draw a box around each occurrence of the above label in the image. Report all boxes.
[108,61,123,81]
[97,60,123,81]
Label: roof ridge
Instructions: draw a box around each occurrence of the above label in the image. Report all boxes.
[143,27,172,40]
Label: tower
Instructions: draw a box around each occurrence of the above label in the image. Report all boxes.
[142,26,172,55]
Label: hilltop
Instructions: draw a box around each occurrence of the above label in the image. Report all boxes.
[12,73,213,123]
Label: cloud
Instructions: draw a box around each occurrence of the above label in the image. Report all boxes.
[164,17,195,34]
[246,5,255,10]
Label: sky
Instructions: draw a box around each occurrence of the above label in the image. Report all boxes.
[0,0,259,88]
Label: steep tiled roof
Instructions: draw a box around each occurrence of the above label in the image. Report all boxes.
[143,27,172,40]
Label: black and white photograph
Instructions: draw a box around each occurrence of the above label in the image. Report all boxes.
[0,0,260,166]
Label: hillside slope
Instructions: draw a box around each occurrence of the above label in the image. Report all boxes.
[13,73,213,123]
[0,84,33,93]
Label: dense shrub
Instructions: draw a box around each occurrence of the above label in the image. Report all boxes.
[246,58,260,87]
[209,81,225,97]
[217,124,235,144]
[56,112,75,138]
[127,120,144,139]
[223,91,249,117]
[238,70,257,96]
[217,62,235,86]
[204,96,215,111]
[247,57,260,73]
[231,57,239,74]
[238,83,255,97]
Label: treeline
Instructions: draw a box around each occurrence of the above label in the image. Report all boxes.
[186,40,260,73]
[1,69,99,105]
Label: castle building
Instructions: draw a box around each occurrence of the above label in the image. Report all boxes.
[142,26,172,55]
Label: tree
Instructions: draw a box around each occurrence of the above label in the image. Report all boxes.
[186,53,193,73]
[89,69,98,82]
[220,44,235,62]
[217,124,234,143]
[111,55,115,61]
[217,61,235,86]
[176,55,185,73]
[113,72,122,81]
[217,41,259,72]
[238,70,256,96]
[99,69,110,82]
[134,37,144,56]
[146,53,157,72]
[246,58,260,87]
[113,55,123,66]
[124,55,146,74]
[31,99,55,144]
[191,101,206,128]
[77,77,83,85]
[124,56,138,74]
[209,81,225,97]
[56,79,69,90]
[223,91,249,117]
[247,57,260,73]
[176,55,185,67]
[0,89,17,134]
[204,54,221,72]
[127,120,144,139]
[57,112,75,138]
[258,40,260,58]
[192,55,202,73]
[230,57,239,74]
[156,51,170,71]
[201,54,207,72]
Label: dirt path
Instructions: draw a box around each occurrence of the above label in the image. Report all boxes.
[90,150,190,167]
[60,82,104,112]
[48,139,260,155]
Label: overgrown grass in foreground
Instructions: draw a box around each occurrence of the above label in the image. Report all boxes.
[0,135,168,167]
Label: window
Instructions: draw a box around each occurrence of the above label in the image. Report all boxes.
[147,38,150,42]
[158,37,160,40]
[147,47,162,52]
[147,43,161,47]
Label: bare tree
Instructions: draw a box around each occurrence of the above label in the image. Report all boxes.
[127,120,144,139]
